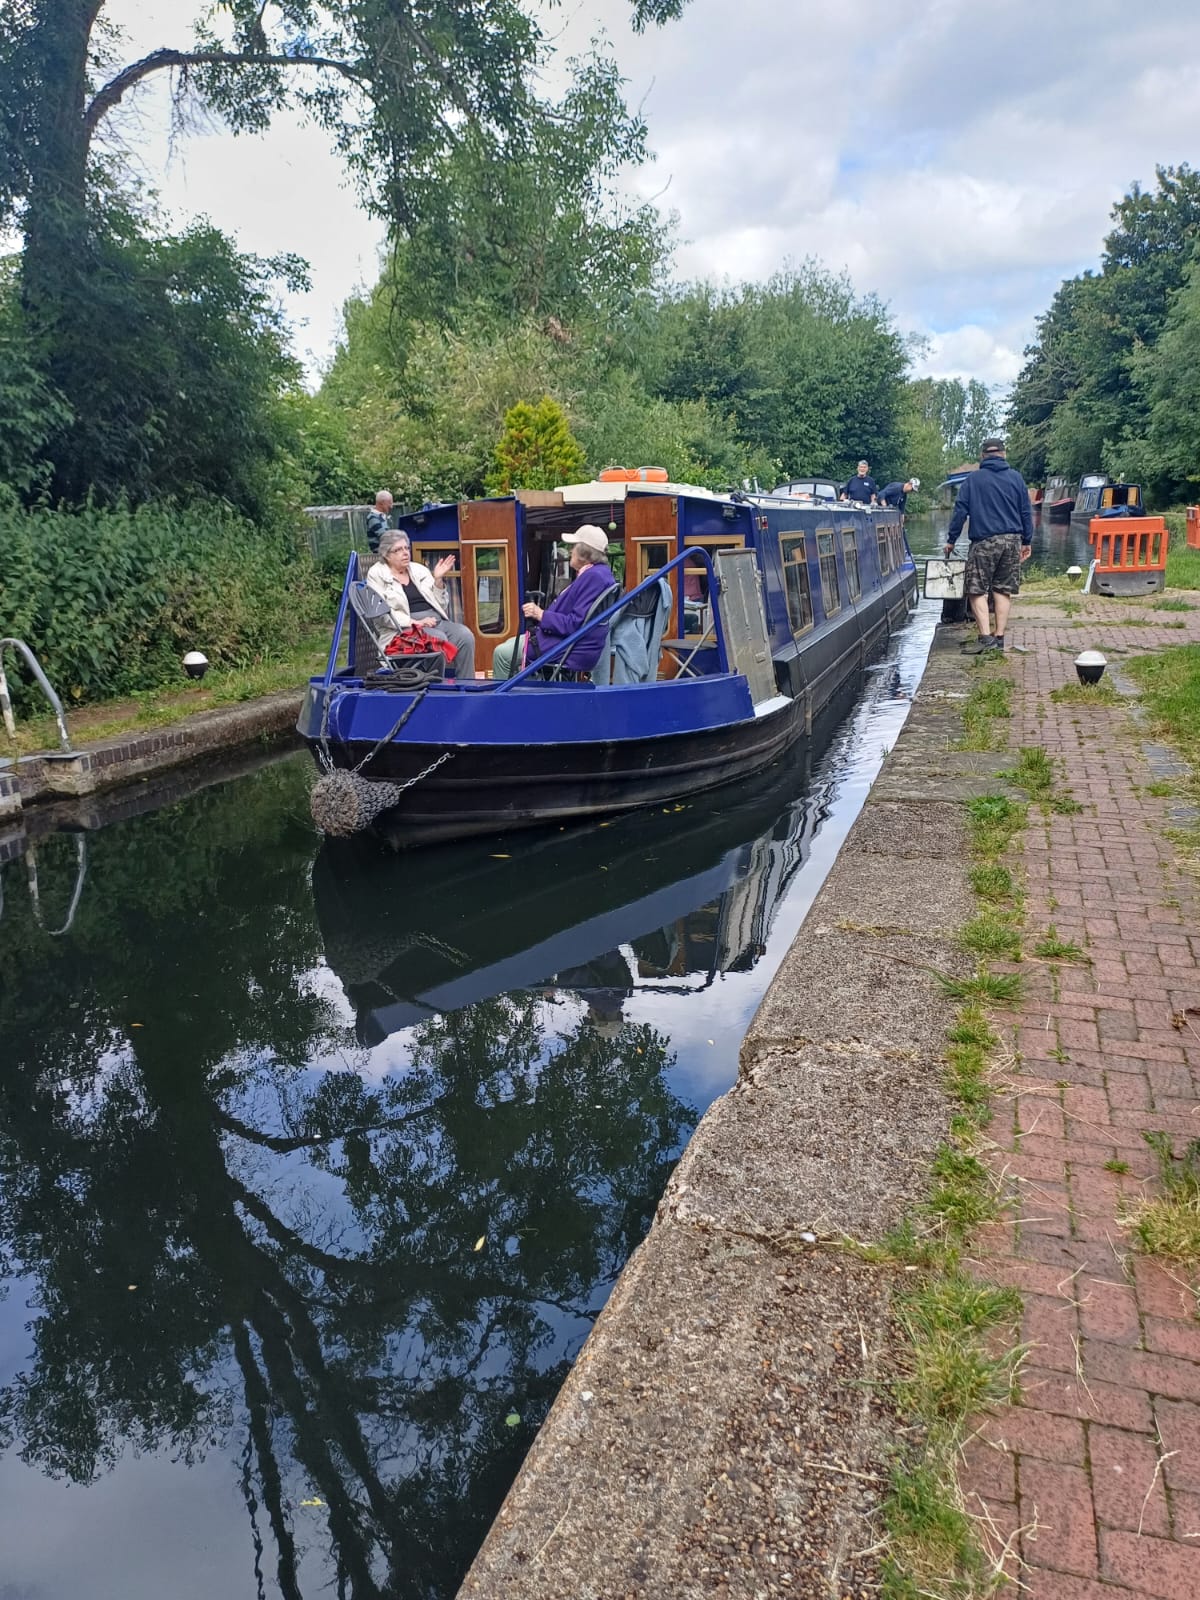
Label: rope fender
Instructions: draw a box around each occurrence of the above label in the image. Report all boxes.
[310,770,404,836]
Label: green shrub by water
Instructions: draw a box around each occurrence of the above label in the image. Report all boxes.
[0,493,331,708]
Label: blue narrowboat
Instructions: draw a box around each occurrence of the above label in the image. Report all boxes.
[299,477,918,840]
[1069,475,1143,535]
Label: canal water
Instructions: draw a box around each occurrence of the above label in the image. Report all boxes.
[0,600,936,1600]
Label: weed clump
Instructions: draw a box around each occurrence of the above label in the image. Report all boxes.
[1032,926,1088,962]
[1127,1131,1200,1264]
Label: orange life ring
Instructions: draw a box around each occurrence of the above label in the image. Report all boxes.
[598,466,669,483]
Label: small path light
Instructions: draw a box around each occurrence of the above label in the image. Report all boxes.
[183,651,209,681]
[1075,648,1107,686]
[1066,565,1083,581]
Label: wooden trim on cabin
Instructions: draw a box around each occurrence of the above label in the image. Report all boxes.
[457,500,519,672]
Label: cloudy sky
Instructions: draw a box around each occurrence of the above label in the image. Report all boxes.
[103,0,1200,390]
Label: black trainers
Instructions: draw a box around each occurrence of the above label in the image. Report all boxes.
[961,635,998,655]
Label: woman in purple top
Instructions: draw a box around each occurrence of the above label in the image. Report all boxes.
[491,526,616,679]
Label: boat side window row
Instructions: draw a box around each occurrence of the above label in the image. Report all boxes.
[817,529,841,618]
[840,527,861,602]
[877,524,903,577]
[781,533,814,636]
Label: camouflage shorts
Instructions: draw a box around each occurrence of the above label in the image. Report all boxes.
[964,534,1023,597]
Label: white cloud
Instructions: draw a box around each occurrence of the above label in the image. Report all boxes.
[94,0,1200,387]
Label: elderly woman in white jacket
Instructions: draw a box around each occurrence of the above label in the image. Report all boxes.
[367,531,476,679]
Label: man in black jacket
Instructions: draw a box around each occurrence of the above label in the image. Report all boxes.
[840,460,877,503]
[944,440,1033,652]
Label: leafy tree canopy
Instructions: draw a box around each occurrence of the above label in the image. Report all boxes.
[0,0,688,508]
[1007,163,1200,493]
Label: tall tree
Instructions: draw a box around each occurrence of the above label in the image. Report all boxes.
[1007,164,1200,485]
[0,0,687,503]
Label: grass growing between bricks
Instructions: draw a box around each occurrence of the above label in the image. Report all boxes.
[956,663,1013,752]
[1124,1132,1200,1270]
[1048,678,1124,707]
[874,789,1030,1600]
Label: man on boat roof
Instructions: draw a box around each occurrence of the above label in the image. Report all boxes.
[880,477,920,514]
[840,461,878,504]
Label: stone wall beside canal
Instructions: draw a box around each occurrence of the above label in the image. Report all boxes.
[459,627,991,1599]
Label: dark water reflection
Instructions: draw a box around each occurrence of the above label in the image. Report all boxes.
[0,605,933,1599]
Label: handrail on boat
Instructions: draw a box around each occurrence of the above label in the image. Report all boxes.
[493,547,731,694]
[322,552,360,689]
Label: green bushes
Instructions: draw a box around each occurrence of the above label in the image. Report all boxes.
[0,494,330,708]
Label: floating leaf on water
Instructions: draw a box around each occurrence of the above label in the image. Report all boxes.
[490,853,511,859]
[127,1284,137,1291]
[707,1039,715,1045]
[474,1235,486,1252]
[300,1497,325,1508]
[130,1023,144,1028]
[504,1411,521,1428]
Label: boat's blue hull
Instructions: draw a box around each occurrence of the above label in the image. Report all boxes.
[299,564,916,840]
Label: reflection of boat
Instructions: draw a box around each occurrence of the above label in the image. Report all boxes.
[312,721,841,1046]
[299,478,917,842]
[1069,474,1143,535]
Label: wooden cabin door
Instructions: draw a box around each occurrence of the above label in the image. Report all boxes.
[458,500,519,674]
[624,493,679,594]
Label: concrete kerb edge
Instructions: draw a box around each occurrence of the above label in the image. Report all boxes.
[459,632,991,1598]
[6,689,304,808]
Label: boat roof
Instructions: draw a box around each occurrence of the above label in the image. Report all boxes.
[556,478,727,504]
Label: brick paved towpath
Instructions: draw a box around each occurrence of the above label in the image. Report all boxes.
[958,591,1200,1599]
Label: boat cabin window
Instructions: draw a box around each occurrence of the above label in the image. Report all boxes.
[781,533,814,635]
[816,528,841,616]
[877,525,894,576]
[471,544,510,635]
[633,539,671,585]
[413,543,464,622]
[840,527,861,601]
[681,536,744,636]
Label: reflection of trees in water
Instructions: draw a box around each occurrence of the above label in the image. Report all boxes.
[0,766,690,1598]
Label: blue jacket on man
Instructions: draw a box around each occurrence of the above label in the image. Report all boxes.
[947,457,1034,546]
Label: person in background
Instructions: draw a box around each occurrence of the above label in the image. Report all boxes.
[368,531,476,678]
[365,489,394,555]
[840,461,877,504]
[880,477,920,515]
[943,439,1033,654]
[492,526,616,680]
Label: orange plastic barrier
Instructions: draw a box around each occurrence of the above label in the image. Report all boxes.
[1187,505,1200,549]
[1089,515,1168,573]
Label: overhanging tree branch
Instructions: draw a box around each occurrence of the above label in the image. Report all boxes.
[83,48,369,138]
